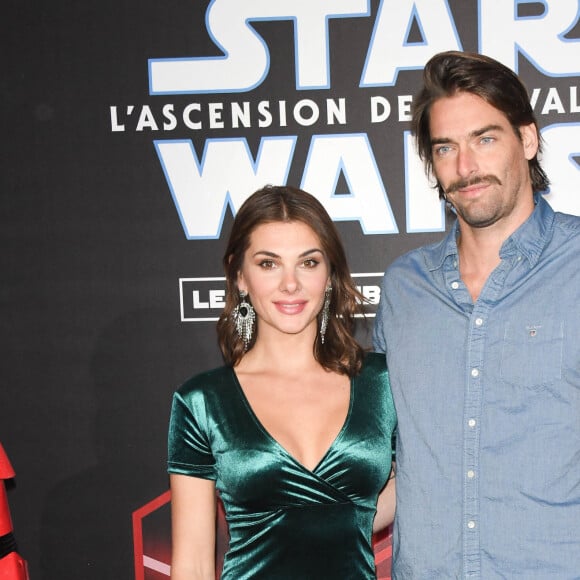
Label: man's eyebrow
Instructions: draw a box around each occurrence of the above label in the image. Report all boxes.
[430,137,451,147]
[430,124,504,146]
[471,124,503,137]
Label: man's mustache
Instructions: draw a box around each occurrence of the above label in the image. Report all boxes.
[445,175,502,195]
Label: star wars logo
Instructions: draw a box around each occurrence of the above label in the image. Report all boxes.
[111,0,580,239]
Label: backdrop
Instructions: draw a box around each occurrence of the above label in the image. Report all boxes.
[2,1,579,578]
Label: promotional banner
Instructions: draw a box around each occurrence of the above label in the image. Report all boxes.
[2,1,579,578]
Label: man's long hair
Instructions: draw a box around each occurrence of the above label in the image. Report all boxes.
[411,50,549,198]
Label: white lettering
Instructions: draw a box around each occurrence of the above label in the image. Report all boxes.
[370,96,391,123]
[294,99,320,126]
[148,0,369,94]
[136,106,158,131]
[162,104,177,131]
[300,133,399,234]
[192,291,209,309]
[480,0,580,75]
[110,100,352,131]
[209,290,226,309]
[398,95,413,121]
[279,101,287,127]
[208,103,224,129]
[232,102,251,129]
[541,88,566,115]
[156,132,456,238]
[110,106,125,132]
[183,103,202,130]
[154,137,296,239]
[541,123,580,216]
[530,87,541,110]
[258,101,273,128]
[360,285,381,304]
[571,86,580,113]
[531,86,580,115]
[326,98,347,125]
[147,1,580,94]
[362,0,461,87]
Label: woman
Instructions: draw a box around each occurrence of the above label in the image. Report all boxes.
[168,185,396,579]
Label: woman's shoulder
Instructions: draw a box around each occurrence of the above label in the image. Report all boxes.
[354,351,390,389]
[355,353,395,419]
[360,351,388,375]
[176,365,235,399]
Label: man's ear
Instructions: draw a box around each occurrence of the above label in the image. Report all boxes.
[520,123,539,160]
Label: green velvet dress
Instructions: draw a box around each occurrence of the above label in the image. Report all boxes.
[168,352,396,579]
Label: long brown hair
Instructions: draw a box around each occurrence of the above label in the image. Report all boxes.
[216,185,366,376]
[411,50,549,199]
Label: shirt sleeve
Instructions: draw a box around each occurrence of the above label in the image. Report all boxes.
[372,274,388,353]
[167,389,217,480]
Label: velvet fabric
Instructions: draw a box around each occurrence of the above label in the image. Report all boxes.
[168,352,396,579]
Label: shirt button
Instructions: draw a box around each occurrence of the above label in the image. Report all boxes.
[471,368,479,378]
[468,419,476,428]
[475,318,483,326]
[451,281,460,290]
[467,470,475,479]
[467,520,476,529]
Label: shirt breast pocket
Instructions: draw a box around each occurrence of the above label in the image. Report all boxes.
[500,320,563,389]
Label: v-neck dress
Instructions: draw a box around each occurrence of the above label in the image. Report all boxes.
[168,352,396,579]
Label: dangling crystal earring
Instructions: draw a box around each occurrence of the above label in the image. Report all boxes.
[233,291,255,350]
[320,286,332,344]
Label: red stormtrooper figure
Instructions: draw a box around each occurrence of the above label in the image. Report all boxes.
[0,443,28,580]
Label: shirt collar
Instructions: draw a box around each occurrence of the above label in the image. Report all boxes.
[425,193,555,272]
[499,193,554,266]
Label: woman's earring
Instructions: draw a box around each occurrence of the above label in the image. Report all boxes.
[233,291,255,350]
[320,286,332,344]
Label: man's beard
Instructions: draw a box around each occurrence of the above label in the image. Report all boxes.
[443,174,505,228]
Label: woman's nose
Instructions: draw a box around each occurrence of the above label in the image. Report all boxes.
[279,269,300,293]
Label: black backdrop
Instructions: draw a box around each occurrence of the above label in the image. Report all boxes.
[2,1,579,578]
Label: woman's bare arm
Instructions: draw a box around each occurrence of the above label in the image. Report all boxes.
[373,465,396,533]
[170,473,217,580]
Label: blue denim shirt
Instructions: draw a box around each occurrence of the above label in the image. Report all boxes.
[373,195,580,579]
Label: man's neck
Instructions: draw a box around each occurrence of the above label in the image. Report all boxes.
[453,190,536,301]
[456,210,532,301]
[457,228,503,302]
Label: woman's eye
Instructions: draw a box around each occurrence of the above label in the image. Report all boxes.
[259,260,275,269]
[303,258,319,268]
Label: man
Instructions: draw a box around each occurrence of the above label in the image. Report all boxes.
[373,51,580,578]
